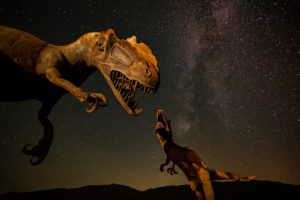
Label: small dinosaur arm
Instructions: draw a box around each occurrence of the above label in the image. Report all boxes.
[155,110,254,200]
[0,25,159,165]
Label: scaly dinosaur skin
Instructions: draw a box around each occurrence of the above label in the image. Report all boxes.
[155,109,254,200]
[0,25,159,165]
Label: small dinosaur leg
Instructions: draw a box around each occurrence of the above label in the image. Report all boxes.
[23,103,53,165]
[160,157,170,172]
[188,178,205,200]
[192,163,215,200]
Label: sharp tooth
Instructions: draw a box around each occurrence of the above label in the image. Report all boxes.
[127,93,132,102]
[133,100,138,108]
[132,81,137,91]
[130,80,134,88]
[124,94,130,103]
[118,80,122,86]
[118,83,122,90]
[124,94,128,102]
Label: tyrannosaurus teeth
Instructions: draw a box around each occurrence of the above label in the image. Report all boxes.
[122,93,126,98]
[112,71,116,80]
[133,100,138,108]
[132,81,137,91]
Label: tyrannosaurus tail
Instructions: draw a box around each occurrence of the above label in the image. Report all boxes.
[209,169,255,181]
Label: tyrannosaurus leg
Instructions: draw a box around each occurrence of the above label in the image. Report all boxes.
[23,103,54,165]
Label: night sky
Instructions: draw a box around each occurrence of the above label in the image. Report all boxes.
[0,0,299,194]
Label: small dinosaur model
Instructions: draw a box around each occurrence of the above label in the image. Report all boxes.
[0,25,159,165]
[155,109,254,200]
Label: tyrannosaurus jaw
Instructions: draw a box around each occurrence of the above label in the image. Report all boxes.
[109,70,156,115]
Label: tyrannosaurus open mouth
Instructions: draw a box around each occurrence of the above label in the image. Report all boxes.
[109,70,156,115]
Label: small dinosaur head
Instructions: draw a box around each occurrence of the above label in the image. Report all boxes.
[155,109,173,146]
[86,29,160,116]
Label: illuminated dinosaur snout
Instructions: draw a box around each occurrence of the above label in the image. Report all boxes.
[95,30,160,116]
[155,109,172,142]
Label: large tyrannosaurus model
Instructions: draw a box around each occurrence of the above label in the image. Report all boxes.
[0,25,159,165]
[155,110,254,200]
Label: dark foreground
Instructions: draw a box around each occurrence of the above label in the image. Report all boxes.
[1,180,300,200]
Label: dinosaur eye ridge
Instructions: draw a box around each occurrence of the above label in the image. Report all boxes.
[111,44,132,66]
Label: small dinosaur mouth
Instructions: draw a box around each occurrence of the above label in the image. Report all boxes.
[109,70,156,114]
[156,109,167,129]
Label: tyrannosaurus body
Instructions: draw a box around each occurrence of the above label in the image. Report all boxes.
[0,25,159,165]
[155,110,254,200]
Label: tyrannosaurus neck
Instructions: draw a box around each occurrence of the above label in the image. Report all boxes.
[59,39,90,66]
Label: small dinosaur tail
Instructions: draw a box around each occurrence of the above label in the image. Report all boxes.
[209,169,255,181]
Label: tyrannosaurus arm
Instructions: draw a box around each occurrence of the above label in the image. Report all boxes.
[45,67,108,112]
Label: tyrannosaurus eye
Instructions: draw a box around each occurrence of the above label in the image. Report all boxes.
[97,41,105,51]
[111,44,132,66]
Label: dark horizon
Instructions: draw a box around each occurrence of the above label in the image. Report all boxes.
[2,180,300,200]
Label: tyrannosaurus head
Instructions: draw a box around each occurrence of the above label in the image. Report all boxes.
[85,29,160,116]
[155,109,173,147]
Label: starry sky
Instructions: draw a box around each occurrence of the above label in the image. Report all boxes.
[0,0,299,194]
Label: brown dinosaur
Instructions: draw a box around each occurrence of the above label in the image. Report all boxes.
[155,109,254,200]
[0,25,159,165]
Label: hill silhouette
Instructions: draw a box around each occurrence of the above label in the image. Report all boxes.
[1,180,299,200]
